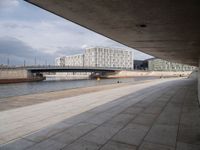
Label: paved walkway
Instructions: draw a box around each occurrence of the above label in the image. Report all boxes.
[0,78,199,150]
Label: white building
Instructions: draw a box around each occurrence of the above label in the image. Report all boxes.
[148,58,196,71]
[55,47,133,69]
[84,47,133,69]
[55,54,83,67]
[64,54,84,67]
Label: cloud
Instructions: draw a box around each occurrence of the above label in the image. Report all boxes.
[0,36,55,65]
[81,44,88,49]
[55,47,83,56]
[0,0,19,9]
[0,20,127,54]
[0,19,152,63]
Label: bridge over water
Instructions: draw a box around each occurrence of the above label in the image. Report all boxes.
[24,66,125,73]
[0,66,129,82]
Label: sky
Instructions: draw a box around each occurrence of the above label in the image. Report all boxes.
[0,0,152,66]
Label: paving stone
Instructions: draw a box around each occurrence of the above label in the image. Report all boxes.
[104,105,125,115]
[100,140,137,150]
[164,103,182,113]
[180,108,200,127]
[113,123,149,146]
[176,142,200,150]
[50,122,97,145]
[144,106,163,114]
[123,107,144,115]
[138,141,175,150]
[63,139,100,150]
[184,98,199,106]
[103,113,135,129]
[180,114,200,127]
[131,113,157,126]
[144,124,178,147]
[150,101,166,107]
[82,126,120,145]
[85,112,115,125]
[61,112,95,125]
[178,126,200,145]
[133,101,151,108]
[156,111,180,126]
[182,106,200,114]
[170,98,183,104]
[26,139,65,150]
[0,139,35,150]
[25,122,72,142]
[157,97,170,102]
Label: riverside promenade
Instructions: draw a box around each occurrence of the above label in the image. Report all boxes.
[0,77,199,150]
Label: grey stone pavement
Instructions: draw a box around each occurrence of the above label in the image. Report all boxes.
[0,78,200,150]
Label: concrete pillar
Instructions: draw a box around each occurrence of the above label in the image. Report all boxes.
[198,59,200,104]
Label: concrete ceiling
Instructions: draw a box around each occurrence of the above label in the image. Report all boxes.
[27,0,200,66]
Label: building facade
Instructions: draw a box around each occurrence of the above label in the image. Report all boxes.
[55,47,133,69]
[64,54,84,67]
[134,60,148,70]
[148,58,196,71]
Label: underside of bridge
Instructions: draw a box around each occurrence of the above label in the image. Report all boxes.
[26,0,200,100]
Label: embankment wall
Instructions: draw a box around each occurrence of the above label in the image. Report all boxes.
[106,70,192,78]
[0,68,31,79]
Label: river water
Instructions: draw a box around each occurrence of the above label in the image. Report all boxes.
[0,77,158,99]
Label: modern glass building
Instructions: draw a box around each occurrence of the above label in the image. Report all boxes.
[147,58,196,71]
[55,47,133,69]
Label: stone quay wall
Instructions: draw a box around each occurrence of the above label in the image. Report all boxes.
[0,68,31,79]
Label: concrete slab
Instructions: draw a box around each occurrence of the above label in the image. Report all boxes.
[149,101,167,107]
[63,139,100,150]
[177,126,200,145]
[144,124,178,147]
[139,141,175,150]
[176,142,200,150]
[24,122,72,142]
[50,122,97,145]
[155,103,182,126]
[180,109,200,127]
[133,101,151,108]
[131,113,157,126]
[122,106,144,115]
[101,140,137,150]
[26,139,65,150]
[61,112,96,125]
[155,112,180,126]
[144,106,163,114]
[0,139,35,150]
[82,126,120,145]
[113,123,149,146]
[102,113,135,129]
[85,112,117,125]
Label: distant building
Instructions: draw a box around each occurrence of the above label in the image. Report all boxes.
[147,58,196,71]
[55,47,133,69]
[55,57,61,66]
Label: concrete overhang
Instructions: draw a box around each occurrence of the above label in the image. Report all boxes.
[26,0,200,66]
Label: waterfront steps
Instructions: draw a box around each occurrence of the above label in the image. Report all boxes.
[0,78,199,150]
